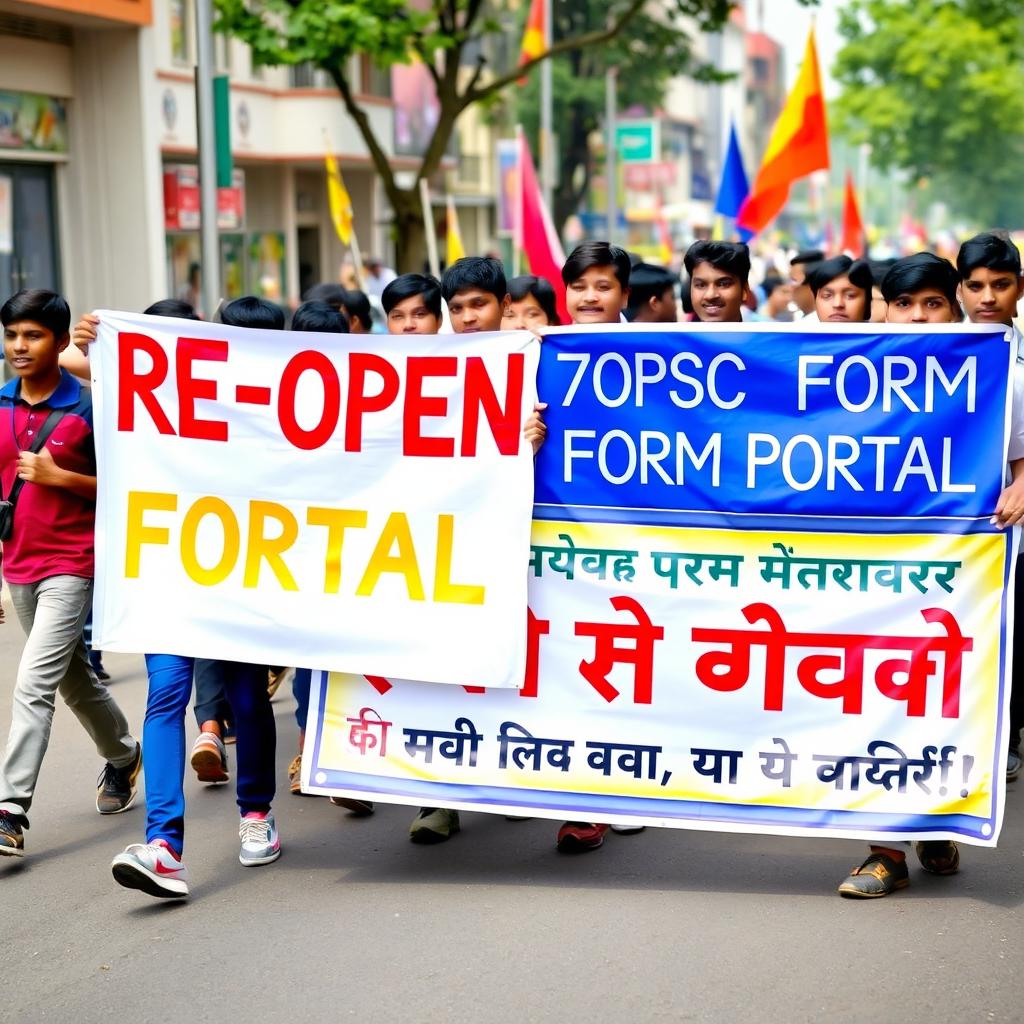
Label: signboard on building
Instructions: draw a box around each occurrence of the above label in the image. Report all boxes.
[163,165,246,231]
[0,92,68,154]
[614,119,659,163]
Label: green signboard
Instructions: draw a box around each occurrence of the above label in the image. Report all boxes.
[614,119,659,163]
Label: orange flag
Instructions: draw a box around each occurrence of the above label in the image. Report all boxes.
[518,0,547,77]
[737,30,829,234]
[840,172,865,257]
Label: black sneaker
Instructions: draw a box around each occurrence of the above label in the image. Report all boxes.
[0,810,24,858]
[96,743,142,814]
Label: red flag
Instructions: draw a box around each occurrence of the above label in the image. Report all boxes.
[737,30,829,234]
[516,127,569,324]
[840,172,865,258]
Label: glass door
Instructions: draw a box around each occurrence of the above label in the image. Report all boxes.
[0,161,61,299]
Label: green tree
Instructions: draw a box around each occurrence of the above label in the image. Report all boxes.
[215,0,731,269]
[833,0,1024,228]
[517,2,729,233]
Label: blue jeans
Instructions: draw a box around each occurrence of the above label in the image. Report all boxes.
[293,668,312,733]
[143,655,277,855]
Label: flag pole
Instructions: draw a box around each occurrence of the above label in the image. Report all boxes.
[605,66,617,244]
[540,0,554,212]
[419,177,440,278]
[513,124,524,277]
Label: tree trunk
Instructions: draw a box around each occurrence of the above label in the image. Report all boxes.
[391,191,430,274]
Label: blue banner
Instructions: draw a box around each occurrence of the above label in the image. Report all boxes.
[535,323,1013,526]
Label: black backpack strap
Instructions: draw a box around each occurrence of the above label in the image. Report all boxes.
[4,408,66,505]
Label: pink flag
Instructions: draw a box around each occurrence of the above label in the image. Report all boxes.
[516,127,569,324]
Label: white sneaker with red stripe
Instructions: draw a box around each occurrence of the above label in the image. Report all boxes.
[111,839,190,899]
[238,811,281,866]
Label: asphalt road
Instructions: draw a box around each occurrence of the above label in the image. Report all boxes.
[1,618,1022,1023]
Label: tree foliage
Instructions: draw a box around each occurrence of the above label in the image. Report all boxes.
[833,0,1024,227]
[516,1,731,232]
[215,0,732,268]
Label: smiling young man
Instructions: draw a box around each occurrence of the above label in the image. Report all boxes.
[0,289,140,859]
[684,241,751,324]
[807,256,873,323]
[383,273,443,335]
[956,232,1024,782]
[562,241,631,324]
[441,257,508,333]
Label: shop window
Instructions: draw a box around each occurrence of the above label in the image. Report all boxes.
[360,56,391,98]
[289,63,330,89]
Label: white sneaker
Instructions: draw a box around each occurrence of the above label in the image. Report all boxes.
[239,811,281,866]
[609,824,645,835]
[111,840,190,899]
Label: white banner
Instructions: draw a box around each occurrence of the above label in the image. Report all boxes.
[92,312,539,688]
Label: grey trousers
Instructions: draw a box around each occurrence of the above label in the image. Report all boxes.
[0,574,136,825]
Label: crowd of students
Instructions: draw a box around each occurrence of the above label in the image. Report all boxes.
[0,230,1022,903]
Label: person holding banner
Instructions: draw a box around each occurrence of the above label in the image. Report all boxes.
[684,241,751,324]
[957,232,1024,781]
[382,274,443,335]
[441,256,509,335]
[70,296,287,898]
[0,290,141,860]
[837,254,969,898]
[502,275,562,330]
[806,256,872,323]
[624,263,678,324]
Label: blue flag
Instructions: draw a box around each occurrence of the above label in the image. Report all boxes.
[713,123,753,241]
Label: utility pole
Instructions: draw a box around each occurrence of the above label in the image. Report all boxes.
[605,66,617,244]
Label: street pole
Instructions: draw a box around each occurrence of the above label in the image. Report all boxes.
[195,0,220,317]
[605,66,617,244]
[540,0,553,213]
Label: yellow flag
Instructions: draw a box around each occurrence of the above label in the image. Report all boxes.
[446,195,465,263]
[325,150,353,245]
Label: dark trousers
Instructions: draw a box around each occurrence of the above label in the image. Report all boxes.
[193,657,232,728]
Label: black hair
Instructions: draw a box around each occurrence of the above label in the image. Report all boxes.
[880,253,961,307]
[291,300,350,333]
[187,262,201,278]
[507,274,561,326]
[220,295,286,331]
[144,298,200,320]
[382,273,442,317]
[868,259,896,286]
[0,288,70,337]
[441,256,507,303]
[806,256,873,296]
[341,288,371,328]
[679,276,694,316]
[956,231,1022,280]
[625,262,676,320]
[561,241,631,289]
[302,282,348,311]
[791,249,825,267]
[683,240,751,285]
[807,257,873,320]
[762,274,787,298]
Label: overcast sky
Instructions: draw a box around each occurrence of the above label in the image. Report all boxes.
[751,0,843,94]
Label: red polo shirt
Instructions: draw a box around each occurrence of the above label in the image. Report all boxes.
[0,369,96,584]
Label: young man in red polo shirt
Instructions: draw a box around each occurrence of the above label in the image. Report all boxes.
[0,289,140,858]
